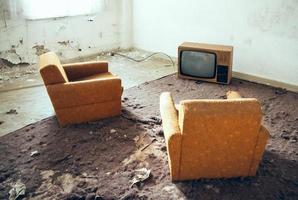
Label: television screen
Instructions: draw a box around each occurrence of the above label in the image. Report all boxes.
[180,51,216,78]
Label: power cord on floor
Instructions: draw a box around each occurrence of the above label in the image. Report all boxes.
[110,52,176,67]
[1,52,176,93]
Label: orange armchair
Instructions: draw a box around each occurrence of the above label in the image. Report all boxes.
[39,52,122,126]
[160,91,269,181]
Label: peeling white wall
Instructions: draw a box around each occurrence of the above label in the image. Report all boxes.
[132,0,298,86]
[1,0,297,86]
[0,0,132,64]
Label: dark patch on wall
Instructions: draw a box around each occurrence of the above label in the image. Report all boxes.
[58,40,70,46]
[32,45,50,56]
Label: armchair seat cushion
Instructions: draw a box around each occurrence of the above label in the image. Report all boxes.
[75,72,116,82]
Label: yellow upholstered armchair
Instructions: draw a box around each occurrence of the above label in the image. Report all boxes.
[160,91,269,181]
[39,52,122,126]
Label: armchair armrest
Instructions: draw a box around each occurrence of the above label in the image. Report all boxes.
[160,92,182,180]
[63,61,109,81]
[248,125,270,176]
[46,77,122,110]
[160,92,181,141]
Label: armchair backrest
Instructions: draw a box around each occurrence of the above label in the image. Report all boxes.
[178,98,262,178]
[39,52,69,85]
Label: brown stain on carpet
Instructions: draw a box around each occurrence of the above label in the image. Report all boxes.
[0,74,297,199]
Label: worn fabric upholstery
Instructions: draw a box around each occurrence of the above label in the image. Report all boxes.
[160,91,269,181]
[160,92,182,180]
[39,52,122,126]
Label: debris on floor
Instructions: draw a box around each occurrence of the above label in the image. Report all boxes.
[110,129,117,134]
[155,127,164,136]
[30,150,40,157]
[8,180,26,200]
[6,109,18,115]
[275,88,287,95]
[0,74,297,199]
[0,121,4,125]
[140,138,157,151]
[205,184,220,193]
[130,168,151,188]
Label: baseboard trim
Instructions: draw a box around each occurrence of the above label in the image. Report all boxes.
[232,72,298,93]
[134,48,298,93]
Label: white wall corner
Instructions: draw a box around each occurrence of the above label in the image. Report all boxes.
[120,0,133,49]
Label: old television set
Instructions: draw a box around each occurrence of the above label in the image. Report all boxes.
[178,42,233,84]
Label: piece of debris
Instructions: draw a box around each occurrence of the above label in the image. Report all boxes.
[82,172,88,177]
[6,109,18,114]
[0,121,4,125]
[205,184,212,189]
[219,95,226,99]
[30,150,40,157]
[130,168,151,188]
[9,180,26,200]
[162,185,181,197]
[141,138,157,151]
[133,136,140,143]
[85,193,96,200]
[53,154,72,164]
[205,184,220,193]
[289,139,297,143]
[110,129,117,134]
[149,116,162,124]
[280,131,290,140]
[275,88,287,95]
[195,80,203,84]
[161,146,167,151]
[155,127,164,136]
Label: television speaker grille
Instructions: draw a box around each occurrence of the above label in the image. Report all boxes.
[216,65,229,84]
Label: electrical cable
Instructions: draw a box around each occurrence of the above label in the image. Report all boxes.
[1,52,175,93]
[111,52,176,66]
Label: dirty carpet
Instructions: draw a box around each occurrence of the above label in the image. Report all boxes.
[0,74,297,199]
